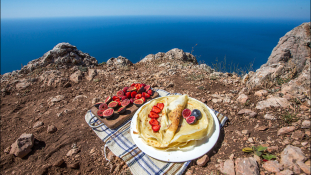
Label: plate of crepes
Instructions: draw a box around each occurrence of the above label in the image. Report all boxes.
[130,94,219,162]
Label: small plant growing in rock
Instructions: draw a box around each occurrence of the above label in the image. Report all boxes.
[93,79,100,82]
[244,99,250,106]
[99,62,106,65]
[262,153,277,161]
[242,145,276,161]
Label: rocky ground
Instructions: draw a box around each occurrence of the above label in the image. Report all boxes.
[1,22,310,175]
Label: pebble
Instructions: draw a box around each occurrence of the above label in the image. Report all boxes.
[107,151,115,162]
[253,154,261,164]
[301,141,308,146]
[248,138,254,143]
[67,162,79,169]
[66,148,80,157]
[262,160,283,173]
[218,159,235,175]
[90,148,96,154]
[257,126,268,131]
[267,146,278,153]
[235,157,259,175]
[242,130,249,135]
[109,164,115,173]
[33,121,44,128]
[301,120,310,128]
[53,158,64,167]
[264,114,276,120]
[297,161,311,174]
[277,126,295,135]
[47,125,57,133]
[196,155,209,167]
[291,130,304,140]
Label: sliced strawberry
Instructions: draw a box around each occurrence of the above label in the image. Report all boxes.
[131,91,137,98]
[152,106,161,113]
[135,94,142,99]
[112,96,119,101]
[149,111,159,118]
[157,103,164,110]
[125,92,131,98]
[149,119,159,126]
[152,125,161,132]
[147,90,153,96]
[141,97,146,102]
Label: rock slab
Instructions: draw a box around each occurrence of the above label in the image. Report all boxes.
[235,157,259,175]
[10,133,35,158]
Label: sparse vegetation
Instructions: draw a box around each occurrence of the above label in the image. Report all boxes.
[244,99,250,106]
[243,145,276,161]
[93,78,100,82]
[186,73,204,81]
[78,65,88,72]
[282,112,297,124]
[99,62,106,65]
[211,56,254,76]
[276,76,291,85]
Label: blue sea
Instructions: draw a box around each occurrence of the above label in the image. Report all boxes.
[1,16,307,74]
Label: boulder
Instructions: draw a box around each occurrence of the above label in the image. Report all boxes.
[107,56,133,67]
[235,157,259,175]
[254,90,268,97]
[140,54,155,62]
[245,22,311,99]
[163,48,197,63]
[20,42,97,74]
[10,133,35,158]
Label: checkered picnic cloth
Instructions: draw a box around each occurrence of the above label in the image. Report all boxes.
[85,89,228,175]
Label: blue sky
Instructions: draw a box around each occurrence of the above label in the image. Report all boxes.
[1,0,310,19]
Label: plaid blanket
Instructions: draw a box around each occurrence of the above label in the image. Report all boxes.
[85,89,228,175]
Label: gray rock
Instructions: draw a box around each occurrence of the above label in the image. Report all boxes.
[280,145,306,169]
[264,114,276,120]
[9,133,35,158]
[235,157,259,175]
[20,42,97,74]
[256,97,290,110]
[218,159,235,175]
[277,126,295,135]
[140,54,155,62]
[237,94,249,104]
[86,69,97,81]
[70,70,83,83]
[296,161,311,174]
[246,22,311,97]
[276,169,294,175]
[238,109,257,118]
[163,48,197,64]
[107,56,133,67]
[301,120,310,128]
[68,162,79,169]
[53,158,64,167]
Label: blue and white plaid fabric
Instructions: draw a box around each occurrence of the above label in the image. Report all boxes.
[85,89,228,175]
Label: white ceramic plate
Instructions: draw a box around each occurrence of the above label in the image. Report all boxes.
[130,97,220,162]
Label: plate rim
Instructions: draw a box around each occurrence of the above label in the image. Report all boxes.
[130,96,220,162]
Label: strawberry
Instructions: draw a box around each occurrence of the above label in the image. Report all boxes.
[125,92,131,98]
[123,87,129,93]
[130,98,134,104]
[152,125,161,132]
[112,96,119,101]
[147,90,153,96]
[131,91,137,98]
[131,83,136,87]
[156,103,164,110]
[141,97,146,102]
[149,119,159,126]
[135,94,142,99]
[148,111,159,118]
[144,93,150,99]
[152,106,161,113]
[121,96,127,100]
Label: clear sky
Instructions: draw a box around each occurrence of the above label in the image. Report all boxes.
[1,0,310,19]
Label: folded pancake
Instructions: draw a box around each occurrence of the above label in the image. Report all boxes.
[136,95,214,150]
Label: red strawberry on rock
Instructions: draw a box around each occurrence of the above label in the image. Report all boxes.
[147,90,153,96]
[131,91,137,98]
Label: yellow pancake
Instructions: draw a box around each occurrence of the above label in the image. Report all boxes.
[136,95,214,150]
